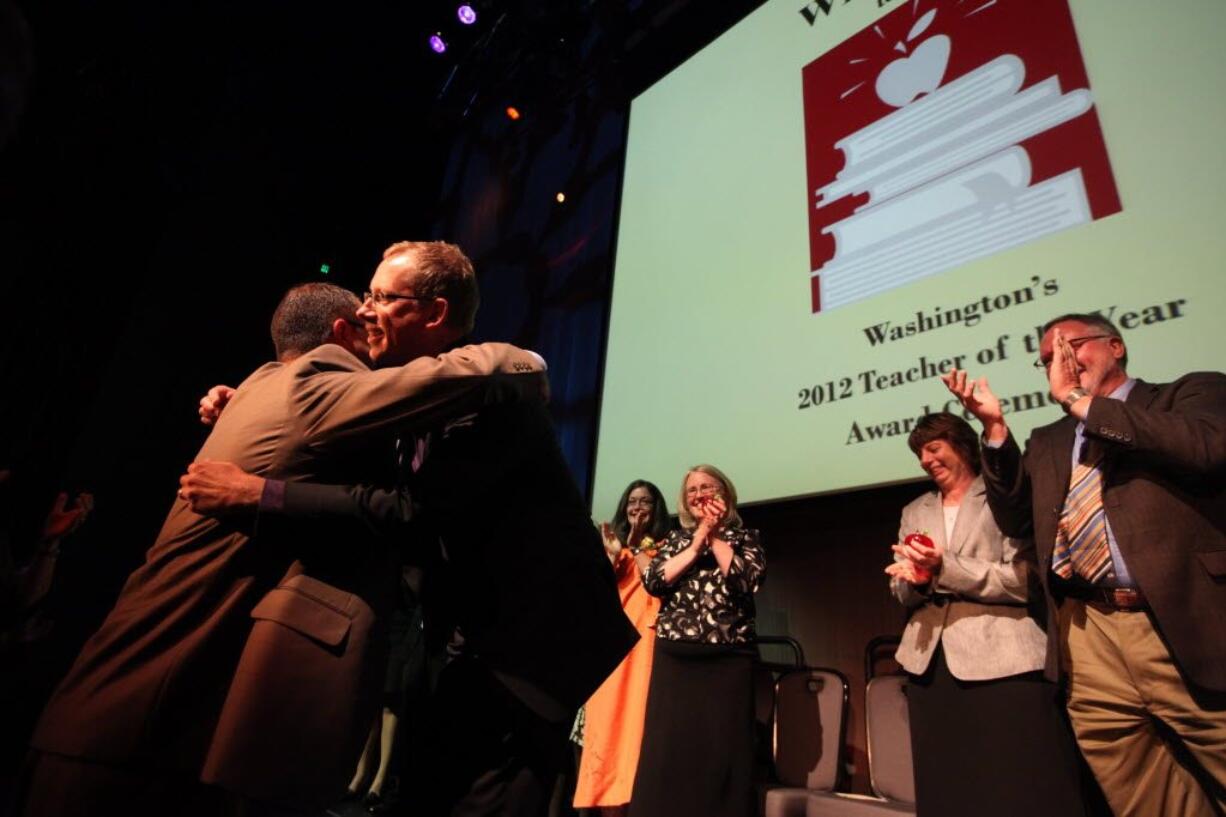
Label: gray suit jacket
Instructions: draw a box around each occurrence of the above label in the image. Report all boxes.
[891,476,1048,681]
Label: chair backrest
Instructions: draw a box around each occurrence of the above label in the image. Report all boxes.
[753,661,779,780]
[864,675,915,804]
[758,634,806,668]
[754,661,777,734]
[772,668,849,792]
[864,634,902,681]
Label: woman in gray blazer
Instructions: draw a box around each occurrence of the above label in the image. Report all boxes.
[886,412,1085,817]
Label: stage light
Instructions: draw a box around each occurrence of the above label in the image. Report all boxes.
[457,5,477,25]
[319,263,331,275]
[505,106,521,120]
[556,192,566,203]
[429,34,447,54]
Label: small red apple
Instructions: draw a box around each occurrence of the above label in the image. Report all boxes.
[902,532,935,584]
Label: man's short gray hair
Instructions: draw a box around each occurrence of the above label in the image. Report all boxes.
[383,240,480,335]
[1042,312,1128,369]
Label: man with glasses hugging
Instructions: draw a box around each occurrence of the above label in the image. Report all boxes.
[23,260,550,817]
[179,241,638,817]
[941,312,1226,817]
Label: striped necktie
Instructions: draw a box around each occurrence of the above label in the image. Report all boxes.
[1052,451,1113,582]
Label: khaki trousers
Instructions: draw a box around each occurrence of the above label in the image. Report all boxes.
[1058,599,1226,817]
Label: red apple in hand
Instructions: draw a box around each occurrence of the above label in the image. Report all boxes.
[903,532,935,584]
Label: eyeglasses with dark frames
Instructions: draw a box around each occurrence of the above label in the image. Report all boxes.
[363,290,431,306]
[1033,334,1113,369]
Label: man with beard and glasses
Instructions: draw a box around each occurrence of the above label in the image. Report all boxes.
[942,312,1226,817]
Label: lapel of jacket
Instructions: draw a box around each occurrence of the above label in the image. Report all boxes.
[1027,415,1076,567]
[1125,378,1158,409]
[915,489,947,552]
[1037,416,1077,497]
[946,475,987,556]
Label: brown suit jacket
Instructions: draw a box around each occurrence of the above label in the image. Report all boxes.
[981,373,1226,692]
[31,342,545,808]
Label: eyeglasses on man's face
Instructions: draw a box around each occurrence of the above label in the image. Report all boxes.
[1033,334,1113,369]
[363,290,430,307]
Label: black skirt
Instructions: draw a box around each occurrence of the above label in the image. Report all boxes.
[628,638,756,817]
[906,643,1087,817]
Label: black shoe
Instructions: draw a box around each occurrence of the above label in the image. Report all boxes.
[369,790,401,815]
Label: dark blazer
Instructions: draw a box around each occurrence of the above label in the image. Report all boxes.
[981,372,1226,692]
[269,399,640,720]
[31,343,546,809]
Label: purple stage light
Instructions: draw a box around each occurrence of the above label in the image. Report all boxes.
[457,5,477,25]
[429,34,447,53]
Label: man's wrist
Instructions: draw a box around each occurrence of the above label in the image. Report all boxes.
[1058,386,1090,413]
[983,420,1009,445]
[259,478,285,512]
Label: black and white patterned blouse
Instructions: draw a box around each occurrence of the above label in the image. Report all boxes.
[642,526,765,645]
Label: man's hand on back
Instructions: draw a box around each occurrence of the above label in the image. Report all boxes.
[198,385,236,426]
[179,460,264,515]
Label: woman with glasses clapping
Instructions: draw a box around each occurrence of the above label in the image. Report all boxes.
[573,480,671,817]
[628,465,764,817]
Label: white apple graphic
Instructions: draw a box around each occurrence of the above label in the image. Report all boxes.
[876,34,951,108]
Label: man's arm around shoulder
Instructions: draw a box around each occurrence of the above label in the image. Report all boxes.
[303,342,548,449]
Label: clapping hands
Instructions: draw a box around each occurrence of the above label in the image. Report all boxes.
[694,494,727,530]
[1047,328,1083,402]
[599,522,622,559]
[41,491,94,542]
[940,369,1007,443]
[885,560,930,585]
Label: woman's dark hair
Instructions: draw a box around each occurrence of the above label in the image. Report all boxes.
[612,480,671,544]
[906,412,981,475]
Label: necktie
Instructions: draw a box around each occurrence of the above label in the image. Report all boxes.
[1052,449,1113,582]
[396,433,431,475]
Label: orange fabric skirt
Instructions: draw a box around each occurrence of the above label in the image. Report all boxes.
[573,550,659,808]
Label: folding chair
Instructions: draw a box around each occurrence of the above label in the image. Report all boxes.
[761,667,849,817]
[804,639,916,816]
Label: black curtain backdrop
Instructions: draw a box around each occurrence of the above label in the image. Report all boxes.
[0,5,455,797]
[432,89,628,499]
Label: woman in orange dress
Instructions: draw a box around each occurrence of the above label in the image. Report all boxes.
[573,480,671,816]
